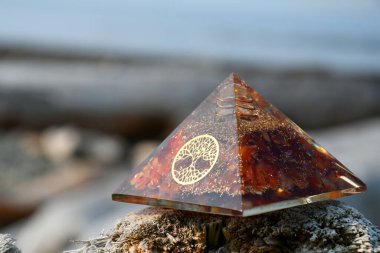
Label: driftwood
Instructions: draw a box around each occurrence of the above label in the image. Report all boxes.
[67,201,380,253]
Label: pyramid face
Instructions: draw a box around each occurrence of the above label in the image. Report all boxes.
[113,74,366,216]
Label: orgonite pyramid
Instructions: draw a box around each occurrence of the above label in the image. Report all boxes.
[113,73,366,216]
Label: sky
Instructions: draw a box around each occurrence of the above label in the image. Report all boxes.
[0,0,379,72]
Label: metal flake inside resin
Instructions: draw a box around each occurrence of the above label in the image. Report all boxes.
[112,73,366,216]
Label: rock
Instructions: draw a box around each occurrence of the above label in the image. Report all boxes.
[0,129,51,226]
[0,130,50,195]
[0,234,21,253]
[0,126,125,227]
[73,130,126,166]
[40,126,81,164]
[40,126,126,166]
[69,201,380,253]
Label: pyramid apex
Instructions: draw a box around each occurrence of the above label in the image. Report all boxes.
[227,72,243,83]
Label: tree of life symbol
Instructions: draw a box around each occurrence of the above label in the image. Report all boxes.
[172,134,219,185]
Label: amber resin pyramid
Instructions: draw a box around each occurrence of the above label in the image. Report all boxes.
[113,73,366,216]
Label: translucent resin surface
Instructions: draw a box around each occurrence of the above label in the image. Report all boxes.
[113,73,366,216]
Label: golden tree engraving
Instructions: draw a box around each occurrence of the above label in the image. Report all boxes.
[172,134,219,185]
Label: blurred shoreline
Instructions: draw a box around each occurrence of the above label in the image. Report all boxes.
[1,45,379,137]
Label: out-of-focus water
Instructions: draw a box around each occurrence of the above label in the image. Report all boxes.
[0,0,379,73]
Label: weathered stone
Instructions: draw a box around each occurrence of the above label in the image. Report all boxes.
[69,201,380,253]
[0,234,21,253]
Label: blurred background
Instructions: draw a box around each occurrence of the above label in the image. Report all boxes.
[0,0,379,252]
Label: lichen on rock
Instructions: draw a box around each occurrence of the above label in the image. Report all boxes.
[0,234,22,253]
[66,201,380,253]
